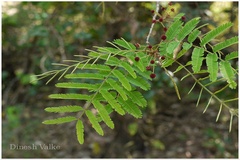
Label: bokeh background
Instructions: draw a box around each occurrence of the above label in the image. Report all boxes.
[2,1,238,158]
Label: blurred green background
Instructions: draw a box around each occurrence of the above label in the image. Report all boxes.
[2,1,238,158]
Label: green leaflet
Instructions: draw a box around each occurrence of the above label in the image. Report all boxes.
[92,100,114,129]
[85,110,104,136]
[213,36,238,52]
[45,106,83,113]
[188,29,201,43]
[123,89,147,107]
[173,66,183,74]
[177,17,201,42]
[93,83,112,91]
[200,22,233,46]
[206,53,218,82]
[65,73,105,80]
[112,70,132,91]
[49,94,90,100]
[120,61,137,78]
[42,116,77,124]
[76,120,84,144]
[174,13,185,21]
[118,97,142,118]
[56,83,97,90]
[106,78,128,100]
[191,47,204,73]
[88,51,104,58]
[88,52,120,66]
[95,46,120,53]
[97,104,113,122]
[159,42,168,56]
[162,48,188,67]
[90,92,117,102]
[113,38,136,50]
[76,64,111,71]
[56,82,111,92]
[126,74,150,91]
[132,66,152,80]
[99,89,125,115]
[182,42,192,50]
[225,51,238,61]
[128,55,145,72]
[103,56,121,65]
[220,61,237,89]
[167,41,180,54]
[166,20,183,41]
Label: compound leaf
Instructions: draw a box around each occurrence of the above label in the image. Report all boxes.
[120,61,137,78]
[76,120,84,144]
[132,66,152,80]
[225,51,238,61]
[162,48,188,67]
[167,41,180,54]
[112,70,132,91]
[96,46,120,53]
[97,104,113,122]
[49,94,90,100]
[191,47,204,73]
[118,97,142,118]
[188,29,201,43]
[55,83,98,90]
[106,78,128,100]
[123,89,147,107]
[159,42,168,56]
[200,22,233,46]
[128,55,145,72]
[182,42,192,50]
[85,110,104,136]
[99,89,125,115]
[42,116,77,124]
[92,100,114,129]
[45,106,83,113]
[206,53,218,82]
[166,20,183,41]
[174,13,185,21]
[114,38,136,50]
[77,64,111,71]
[177,17,201,42]
[65,73,105,80]
[220,61,237,89]
[126,75,150,91]
[213,36,238,52]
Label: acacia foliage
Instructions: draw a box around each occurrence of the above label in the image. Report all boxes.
[36,13,238,144]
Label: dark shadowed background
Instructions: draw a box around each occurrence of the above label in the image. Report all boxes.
[2,1,238,158]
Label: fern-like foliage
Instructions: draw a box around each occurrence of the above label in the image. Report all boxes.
[177,17,201,41]
[42,116,77,124]
[206,53,218,82]
[191,47,204,73]
[188,29,201,43]
[200,22,233,46]
[92,100,114,129]
[219,61,237,89]
[213,36,238,52]
[35,13,238,145]
[76,120,84,144]
[86,110,104,136]
[45,106,83,113]
[225,51,238,61]
[166,20,183,41]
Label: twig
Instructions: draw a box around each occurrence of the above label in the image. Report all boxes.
[146,1,160,44]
